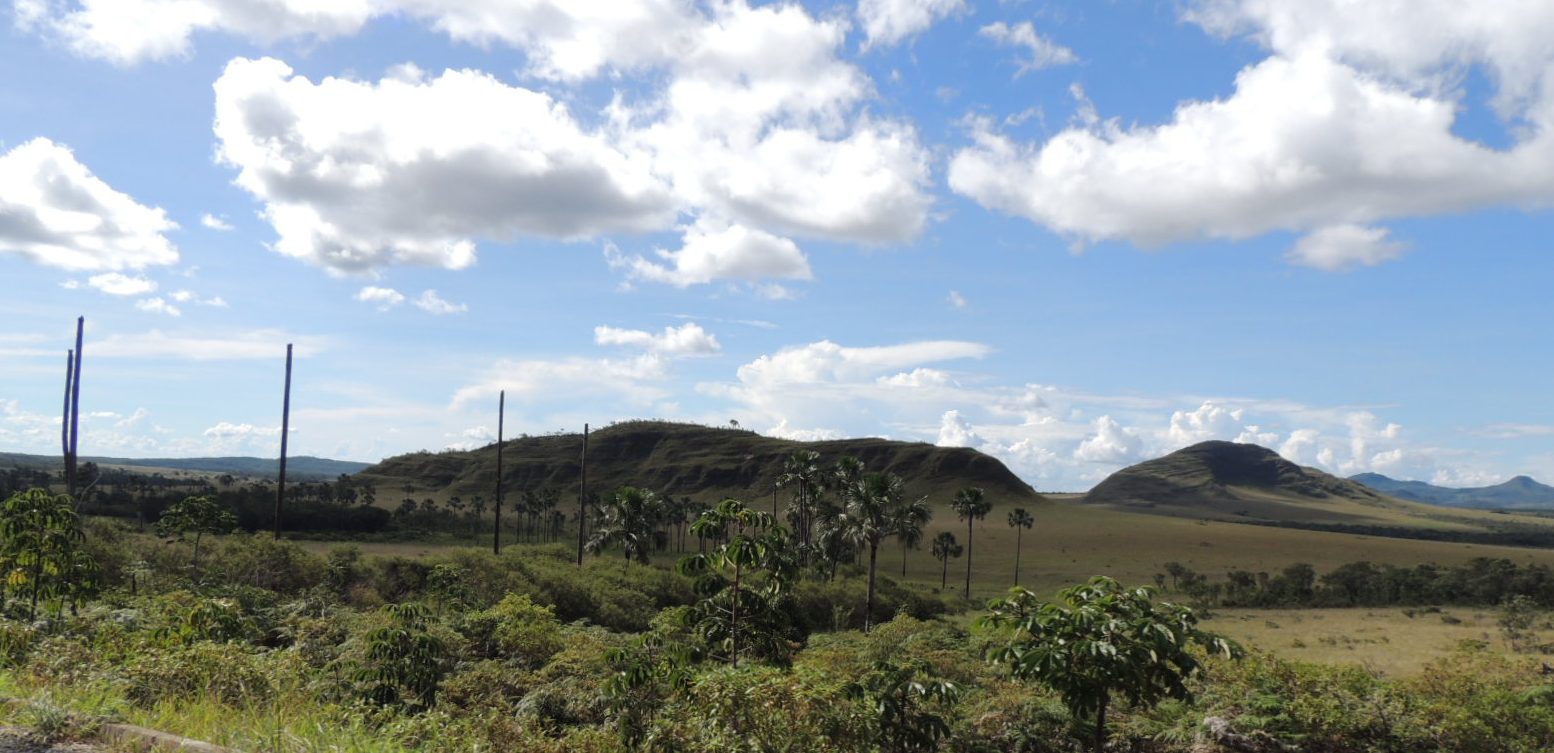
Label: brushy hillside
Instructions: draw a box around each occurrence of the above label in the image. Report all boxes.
[357,420,1040,504]
[1081,441,1554,537]
[1352,472,1554,510]
[0,452,369,480]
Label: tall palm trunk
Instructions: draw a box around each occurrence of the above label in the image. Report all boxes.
[730,557,742,668]
[865,540,879,632]
[1014,526,1022,586]
[964,519,974,599]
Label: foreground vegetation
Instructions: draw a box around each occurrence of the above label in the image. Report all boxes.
[7,469,1554,752]
[0,522,1543,749]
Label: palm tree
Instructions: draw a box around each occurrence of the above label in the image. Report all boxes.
[1007,507,1034,586]
[950,487,991,599]
[891,494,932,578]
[931,532,962,590]
[584,486,666,565]
[835,472,903,631]
[777,449,826,562]
[831,456,866,495]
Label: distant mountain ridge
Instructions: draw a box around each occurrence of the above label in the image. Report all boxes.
[356,420,1041,504]
[0,452,369,480]
[1351,472,1554,510]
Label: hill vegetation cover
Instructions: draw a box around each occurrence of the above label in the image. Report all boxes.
[1082,441,1554,545]
[358,421,1041,506]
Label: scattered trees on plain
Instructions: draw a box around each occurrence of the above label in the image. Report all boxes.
[930,531,962,590]
[950,486,991,599]
[154,494,237,576]
[1008,506,1034,586]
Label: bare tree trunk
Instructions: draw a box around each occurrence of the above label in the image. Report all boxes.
[61,350,73,492]
[730,558,742,667]
[494,391,504,555]
[1014,527,1022,586]
[577,424,588,566]
[865,541,879,632]
[1094,694,1108,753]
[274,344,292,538]
[67,318,82,500]
[965,518,974,599]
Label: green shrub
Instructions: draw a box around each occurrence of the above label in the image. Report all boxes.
[460,593,564,668]
[121,641,281,707]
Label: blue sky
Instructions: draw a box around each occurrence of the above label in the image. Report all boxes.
[2,0,1552,491]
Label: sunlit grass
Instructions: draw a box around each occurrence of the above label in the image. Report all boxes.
[0,672,422,753]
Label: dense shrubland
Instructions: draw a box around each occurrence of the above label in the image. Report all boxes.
[1161,558,1554,609]
[3,481,1554,751]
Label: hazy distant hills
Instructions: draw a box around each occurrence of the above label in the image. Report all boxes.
[0,452,369,481]
[357,420,1042,504]
[1350,472,1554,510]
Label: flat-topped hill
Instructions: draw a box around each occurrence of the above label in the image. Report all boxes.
[356,420,1041,504]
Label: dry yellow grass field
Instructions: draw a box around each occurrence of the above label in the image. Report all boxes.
[1203,607,1547,676]
[905,499,1554,601]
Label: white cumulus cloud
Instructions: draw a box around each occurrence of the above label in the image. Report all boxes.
[606,219,813,289]
[1073,415,1144,464]
[950,3,1554,269]
[87,272,156,296]
[134,297,181,316]
[978,21,1076,75]
[355,286,406,310]
[413,290,467,315]
[214,57,674,273]
[1288,224,1409,271]
[190,2,931,284]
[594,322,721,356]
[0,138,178,271]
[936,409,981,447]
[857,0,964,49]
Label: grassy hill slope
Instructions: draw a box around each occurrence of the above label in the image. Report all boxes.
[1082,441,1554,537]
[356,420,1040,505]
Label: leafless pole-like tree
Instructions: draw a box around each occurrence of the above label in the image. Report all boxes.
[64,318,84,498]
[274,344,293,538]
[494,390,504,555]
[576,423,588,566]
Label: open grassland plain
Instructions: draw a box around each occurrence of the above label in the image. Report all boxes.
[1204,607,1544,677]
[287,497,1554,608]
[825,498,1554,601]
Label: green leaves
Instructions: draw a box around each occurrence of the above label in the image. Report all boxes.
[355,601,448,710]
[0,488,98,619]
[981,576,1241,750]
[154,495,237,541]
[586,486,669,564]
[845,659,961,753]
[678,498,796,668]
[951,486,990,522]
